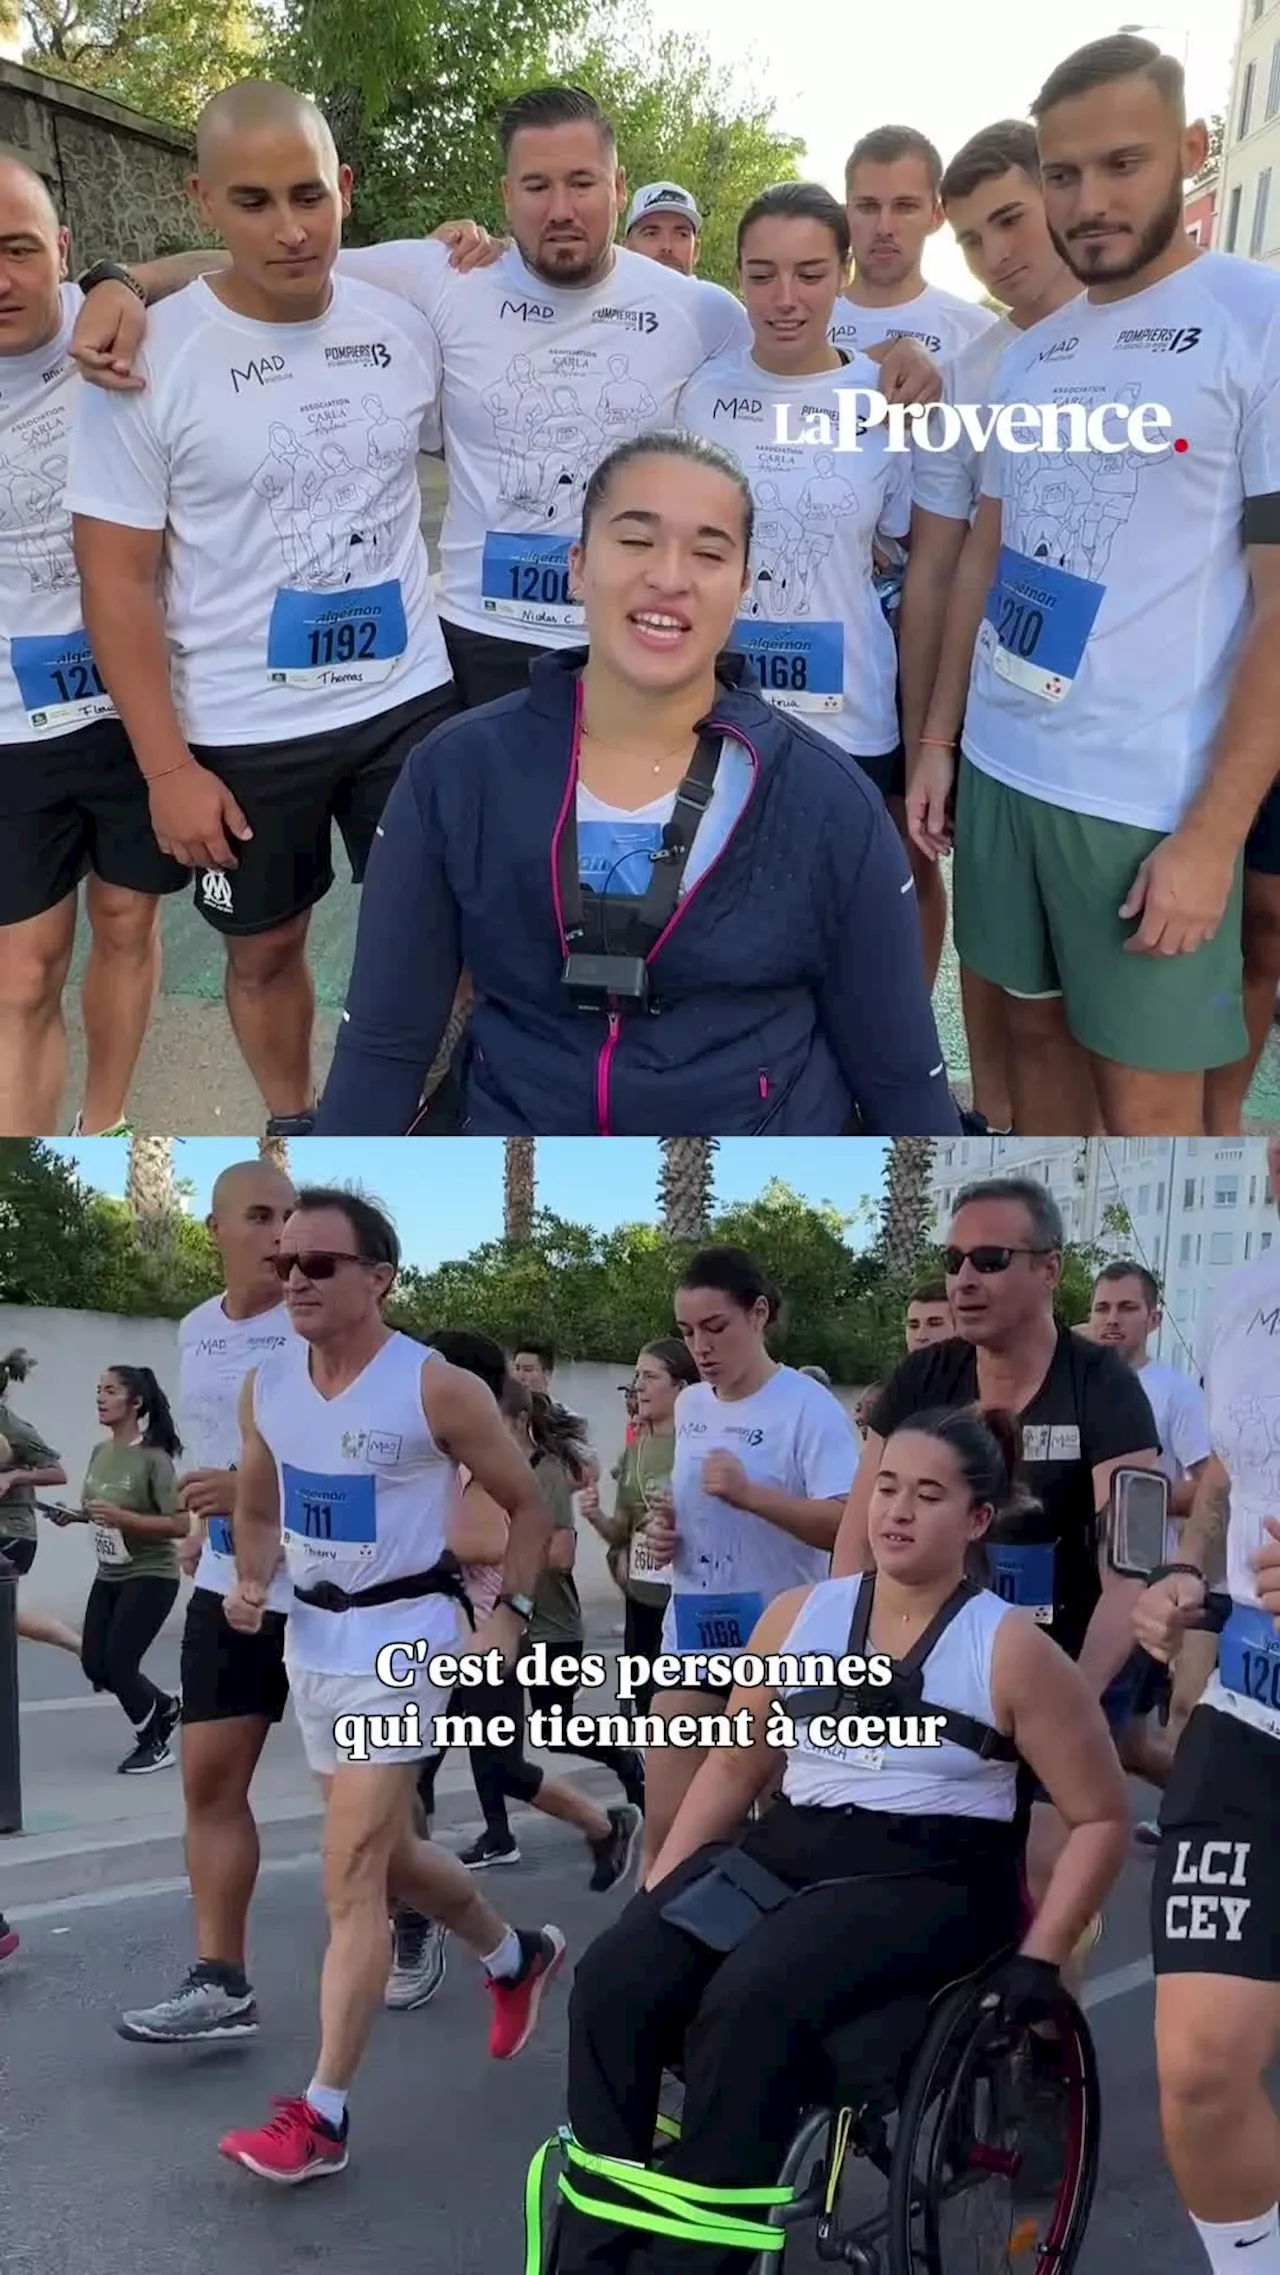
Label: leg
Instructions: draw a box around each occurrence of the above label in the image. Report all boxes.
[642,1689,710,1873]
[1156,1979,1280,2240]
[79,1575,116,1696]
[1088,1059,1207,1137]
[526,1673,643,1811]
[1003,991,1101,1135]
[0,895,77,1135]
[183,1719,271,1968]
[959,963,1013,1131]
[952,758,1065,1122]
[223,916,316,1121]
[316,1764,421,2091]
[624,1595,665,1716]
[101,1575,178,1731]
[78,879,163,1134]
[1206,867,1280,1134]
[18,1607,81,1654]
[469,1665,543,1845]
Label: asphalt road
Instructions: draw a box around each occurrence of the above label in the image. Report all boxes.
[3,1789,1210,2275]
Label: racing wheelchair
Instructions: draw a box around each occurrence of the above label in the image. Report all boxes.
[525,1940,1100,2273]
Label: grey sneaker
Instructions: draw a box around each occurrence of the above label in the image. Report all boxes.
[385,1914,447,2010]
[117,1965,259,2043]
[589,1804,643,1893]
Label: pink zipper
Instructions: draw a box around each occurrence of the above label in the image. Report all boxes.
[596,1013,622,1135]
[759,1070,770,1102]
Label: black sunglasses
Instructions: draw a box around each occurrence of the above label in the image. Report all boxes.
[943,1245,1055,1276]
[272,1250,371,1282]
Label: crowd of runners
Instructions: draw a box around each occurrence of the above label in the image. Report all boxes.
[0,30,1274,1137]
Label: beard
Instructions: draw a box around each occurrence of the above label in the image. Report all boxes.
[521,231,610,289]
[1049,164,1185,285]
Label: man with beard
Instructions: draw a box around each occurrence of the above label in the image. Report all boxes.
[911,35,1280,1139]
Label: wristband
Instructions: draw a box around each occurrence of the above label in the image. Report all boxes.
[78,260,147,305]
[917,736,956,748]
[1146,1562,1204,1587]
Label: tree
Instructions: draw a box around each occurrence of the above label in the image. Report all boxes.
[878,1139,936,1282]
[24,0,268,126]
[503,1139,536,1244]
[260,1136,292,1177]
[1192,115,1223,189]
[126,1135,176,1254]
[0,1141,221,1317]
[658,1139,717,1242]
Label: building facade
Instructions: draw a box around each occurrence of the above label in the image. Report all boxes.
[1183,174,1218,246]
[1218,0,1280,268]
[928,1137,1276,1376]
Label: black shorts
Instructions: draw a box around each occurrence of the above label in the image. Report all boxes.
[0,1534,37,1575]
[0,717,188,925]
[852,742,906,800]
[1245,783,1280,878]
[188,682,458,935]
[179,1585,289,1725]
[441,618,554,709]
[1151,1704,1280,1982]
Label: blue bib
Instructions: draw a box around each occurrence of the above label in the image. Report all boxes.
[282,1466,378,1548]
[266,581,407,687]
[1219,1603,1280,1723]
[989,1542,1055,1625]
[732,620,843,714]
[674,1590,765,1654]
[207,1517,234,1560]
[982,546,1104,703]
[578,818,664,897]
[480,533,580,629]
[10,629,115,731]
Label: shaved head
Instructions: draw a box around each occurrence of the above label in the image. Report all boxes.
[0,156,61,237]
[210,1158,296,1219]
[195,80,338,180]
[0,155,68,355]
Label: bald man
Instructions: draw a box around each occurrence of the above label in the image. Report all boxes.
[0,156,190,1138]
[67,83,458,1140]
[116,1157,299,2046]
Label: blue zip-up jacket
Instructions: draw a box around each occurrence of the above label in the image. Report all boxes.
[316,650,959,1136]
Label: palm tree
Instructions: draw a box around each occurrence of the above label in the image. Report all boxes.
[259,1136,292,1176]
[659,1139,718,1242]
[504,1138,536,1244]
[126,1135,176,1253]
[879,1139,937,1282]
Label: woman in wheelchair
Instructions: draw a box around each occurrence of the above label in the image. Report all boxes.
[548,1405,1129,2273]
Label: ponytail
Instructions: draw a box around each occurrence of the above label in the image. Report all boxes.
[106,1365,182,1460]
[0,1347,33,1398]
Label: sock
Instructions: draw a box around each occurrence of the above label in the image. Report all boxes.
[482,1926,523,1981]
[305,2080,348,2130]
[1190,2208,1280,2275]
[198,1959,249,1996]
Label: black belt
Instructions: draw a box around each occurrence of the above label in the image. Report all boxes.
[294,1556,474,1625]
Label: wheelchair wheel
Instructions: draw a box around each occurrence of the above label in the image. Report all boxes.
[887,1980,1100,2274]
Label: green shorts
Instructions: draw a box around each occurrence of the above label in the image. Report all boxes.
[953,757,1247,1074]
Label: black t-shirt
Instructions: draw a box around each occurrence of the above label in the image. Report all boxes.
[868,1330,1158,1659]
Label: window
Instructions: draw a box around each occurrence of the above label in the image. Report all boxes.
[1250,169,1272,257]
[1245,1233,1253,1260]
[1241,60,1257,139]
[1196,1235,1203,1263]
[1174,1289,1192,1321]
[1227,182,1244,250]
[1179,1234,1193,1265]
[1183,1177,1197,1209]
[1251,1176,1258,1205]
[1215,1176,1239,1208]
[1157,1183,1165,1213]
[1138,1184,1151,1214]
[1268,39,1280,118]
[1186,219,1201,243]
[1264,1230,1274,1252]
[1210,1232,1234,1265]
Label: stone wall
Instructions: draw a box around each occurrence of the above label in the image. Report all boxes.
[0,59,200,264]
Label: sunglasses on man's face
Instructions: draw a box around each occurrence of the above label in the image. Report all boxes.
[943,1245,1054,1277]
[272,1250,369,1283]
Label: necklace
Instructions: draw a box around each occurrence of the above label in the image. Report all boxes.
[580,725,693,777]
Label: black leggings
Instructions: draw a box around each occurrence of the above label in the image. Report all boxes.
[471,1665,638,1836]
[623,1594,666,1716]
[559,1796,1020,2275]
[80,1575,178,1729]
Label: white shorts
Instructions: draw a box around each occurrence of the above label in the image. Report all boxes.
[289,1662,455,1776]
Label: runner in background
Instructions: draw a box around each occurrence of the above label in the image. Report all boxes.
[0,1345,76,1655]
[116,1157,297,2046]
[623,182,702,275]
[580,1338,701,1713]
[905,1278,955,1352]
[74,1365,187,1773]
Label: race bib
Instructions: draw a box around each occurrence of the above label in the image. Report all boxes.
[629,1525,673,1584]
[579,819,663,898]
[11,629,116,731]
[267,582,407,688]
[980,547,1104,703]
[732,620,843,714]
[990,1542,1055,1625]
[282,1465,378,1568]
[1219,1604,1280,1736]
[795,1715,884,1771]
[207,1517,234,1560]
[673,1590,764,1653]
[93,1522,130,1567]
[480,533,581,629]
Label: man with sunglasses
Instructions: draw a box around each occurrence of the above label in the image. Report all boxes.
[215,1185,562,2185]
[832,1174,1160,1926]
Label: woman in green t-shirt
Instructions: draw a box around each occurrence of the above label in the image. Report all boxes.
[581,1338,700,1714]
[70,1365,189,1775]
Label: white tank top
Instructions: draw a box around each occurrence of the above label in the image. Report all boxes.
[178,1293,294,1611]
[1196,1251,1280,1744]
[254,1331,461,1676]
[780,1577,1019,1821]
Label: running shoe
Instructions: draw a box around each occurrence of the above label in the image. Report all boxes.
[117,1964,258,2043]
[459,1829,521,1868]
[487,1925,566,2059]
[1134,1819,1161,1846]
[220,2096,348,2183]
[156,1693,182,1745]
[588,1804,643,1893]
[118,1731,175,1774]
[0,1916,17,1962]
[70,1116,131,1137]
[385,1915,447,2010]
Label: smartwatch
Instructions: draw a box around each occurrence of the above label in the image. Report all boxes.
[77,261,147,305]
[497,1591,535,1625]
[1146,1562,1204,1587]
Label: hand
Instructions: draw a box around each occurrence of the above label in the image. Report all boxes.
[85,1501,126,1529]
[983,1953,1061,2027]
[178,1468,237,1520]
[431,219,509,272]
[701,1452,753,1509]
[867,336,943,407]
[71,280,149,391]
[176,1528,205,1578]
[224,1580,268,1634]
[1132,1569,1206,1663]
[906,742,956,860]
[579,1478,602,1526]
[147,761,252,870]
[0,1472,14,1498]
[641,1491,677,1567]
[471,1602,526,1671]
[1252,1518,1280,1625]
[1119,826,1237,958]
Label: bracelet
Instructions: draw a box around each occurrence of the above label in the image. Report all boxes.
[1146,1561,1204,1586]
[143,759,195,783]
[917,735,956,748]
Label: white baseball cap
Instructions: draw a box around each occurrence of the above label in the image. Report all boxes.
[625,181,703,235]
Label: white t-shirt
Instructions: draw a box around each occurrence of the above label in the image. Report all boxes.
[1139,1356,1212,1483]
[65,274,451,745]
[910,315,1020,526]
[829,282,995,361]
[339,239,750,644]
[1196,1248,1280,1742]
[0,281,119,747]
[662,1366,860,1654]
[675,350,911,756]
[178,1293,295,1611]
[968,251,1280,831]
[577,738,752,898]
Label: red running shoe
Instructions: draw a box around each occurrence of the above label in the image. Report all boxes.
[487,1925,566,2060]
[0,1918,17,1963]
[219,2096,349,2183]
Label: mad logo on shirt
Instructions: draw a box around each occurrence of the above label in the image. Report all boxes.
[339,1427,404,1464]
[1020,1425,1082,1461]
